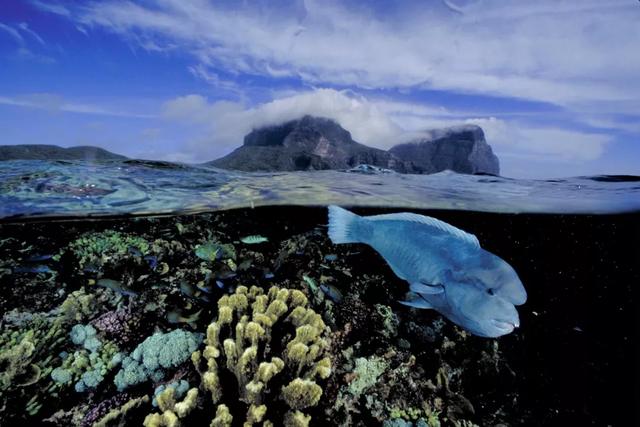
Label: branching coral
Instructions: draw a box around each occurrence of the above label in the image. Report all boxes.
[192,285,332,426]
[144,387,199,427]
[66,230,151,271]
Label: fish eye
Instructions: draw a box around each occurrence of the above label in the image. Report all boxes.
[486,288,495,296]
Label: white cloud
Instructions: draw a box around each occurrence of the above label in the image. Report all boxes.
[0,93,155,118]
[60,0,639,110]
[161,88,613,173]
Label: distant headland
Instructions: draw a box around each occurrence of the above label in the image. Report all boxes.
[0,145,128,161]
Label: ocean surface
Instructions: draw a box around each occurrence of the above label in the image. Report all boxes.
[0,160,638,426]
[1,159,639,220]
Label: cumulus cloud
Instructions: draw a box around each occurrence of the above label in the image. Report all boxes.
[161,88,613,173]
[53,0,639,110]
[162,88,402,152]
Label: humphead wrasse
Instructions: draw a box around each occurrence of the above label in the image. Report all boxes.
[327,206,527,338]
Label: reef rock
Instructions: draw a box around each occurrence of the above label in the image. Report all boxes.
[388,125,500,175]
[208,115,403,172]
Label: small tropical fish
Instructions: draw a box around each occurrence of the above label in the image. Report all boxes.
[327,206,527,338]
[320,283,343,303]
[196,281,214,294]
[167,308,202,326]
[195,243,220,261]
[180,281,211,302]
[302,275,319,293]
[144,255,158,270]
[240,235,268,244]
[25,254,54,262]
[96,278,137,297]
[127,246,143,257]
[13,265,53,274]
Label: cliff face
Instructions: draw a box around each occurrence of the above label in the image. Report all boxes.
[0,145,127,161]
[208,116,402,172]
[388,125,500,175]
[208,117,500,175]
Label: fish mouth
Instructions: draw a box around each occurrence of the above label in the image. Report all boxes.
[491,319,518,332]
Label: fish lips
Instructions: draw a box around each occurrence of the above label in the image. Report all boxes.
[490,317,519,334]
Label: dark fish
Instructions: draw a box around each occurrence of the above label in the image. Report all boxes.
[82,263,101,273]
[324,254,338,262]
[181,281,211,302]
[96,279,137,297]
[167,308,202,326]
[320,283,344,303]
[144,255,158,270]
[196,282,214,294]
[13,265,53,274]
[128,246,143,257]
[25,254,54,262]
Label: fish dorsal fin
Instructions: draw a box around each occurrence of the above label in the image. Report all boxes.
[367,212,480,248]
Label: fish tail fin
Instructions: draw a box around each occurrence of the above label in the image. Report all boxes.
[328,205,366,244]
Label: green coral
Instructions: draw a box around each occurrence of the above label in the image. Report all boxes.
[114,329,202,391]
[66,230,150,270]
[0,282,112,422]
[50,323,121,393]
[193,285,332,425]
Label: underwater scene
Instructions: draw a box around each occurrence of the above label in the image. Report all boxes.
[0,162,638,426]
[1,1,640,426]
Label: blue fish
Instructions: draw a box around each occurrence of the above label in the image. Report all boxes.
[13,265,53,274]
[327,206,527,338]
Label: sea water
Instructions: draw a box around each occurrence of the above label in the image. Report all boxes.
[0,160,638,426]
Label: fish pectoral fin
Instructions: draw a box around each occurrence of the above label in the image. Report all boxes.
[410,281,444,294]
[399,292,434,309]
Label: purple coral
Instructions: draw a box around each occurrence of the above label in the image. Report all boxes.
[81,393,131,427]
[91,307,142,346]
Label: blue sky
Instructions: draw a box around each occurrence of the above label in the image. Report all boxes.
[0,0,638,178]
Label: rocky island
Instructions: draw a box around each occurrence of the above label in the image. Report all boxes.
[208,115,402,172]
[0,145,127,161]
[208,116,500,175]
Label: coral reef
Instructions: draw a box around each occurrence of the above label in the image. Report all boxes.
[144,387,199,427]
[0,207,554,425]
[193,285,332,425]
[64,230,150,271]
[114,329,202,391]
[50,323,121,393]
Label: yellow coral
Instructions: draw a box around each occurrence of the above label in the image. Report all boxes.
[195,286,331,425]
[283,410,311,427]
[144,387,199,427]
[281,378,322,410]
[211,404,233,427]
[245,404,267,425]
